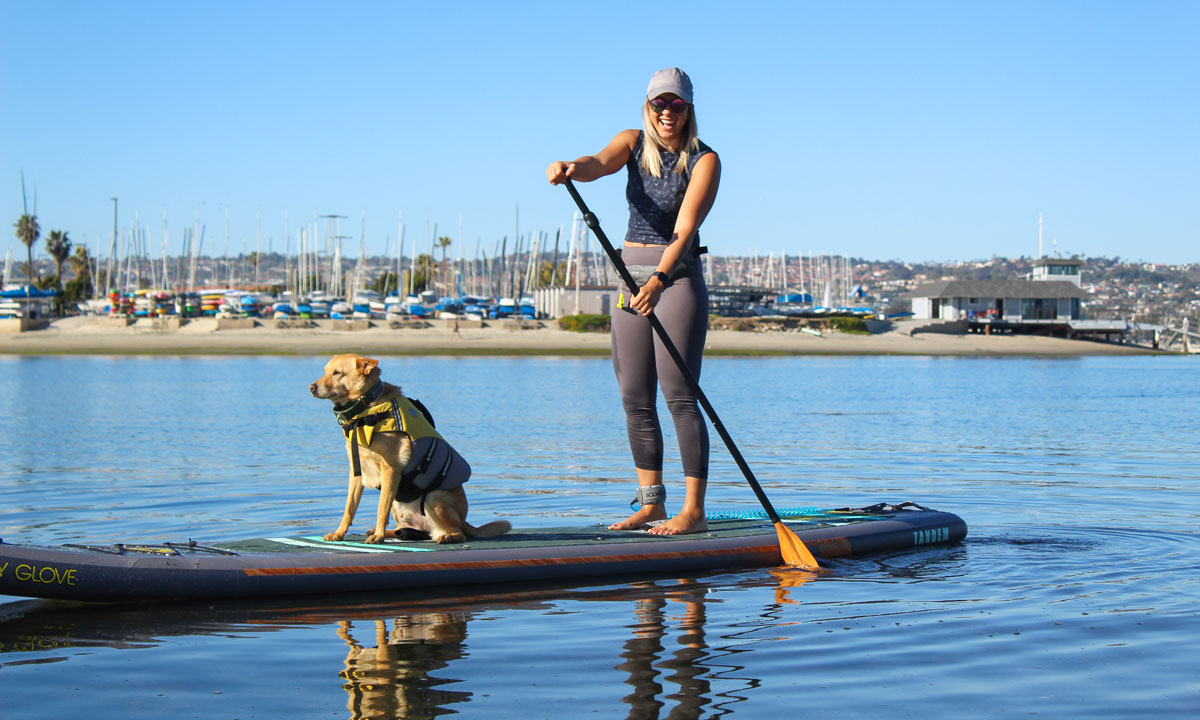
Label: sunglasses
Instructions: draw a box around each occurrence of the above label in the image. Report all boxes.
[649,97,689,114]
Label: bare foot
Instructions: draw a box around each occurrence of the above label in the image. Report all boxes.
[608,504,667,530]
[647,509,708,536]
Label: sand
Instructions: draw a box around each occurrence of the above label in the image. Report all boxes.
[0,316,1158,357]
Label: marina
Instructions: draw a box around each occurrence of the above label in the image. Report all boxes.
[4,199,1193,355]
[2,247,1186,356]
[6,240,1193,354]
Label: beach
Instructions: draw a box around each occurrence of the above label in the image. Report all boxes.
[0,315,1158,356]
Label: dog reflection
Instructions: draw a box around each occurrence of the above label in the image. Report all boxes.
[337,613,469,719]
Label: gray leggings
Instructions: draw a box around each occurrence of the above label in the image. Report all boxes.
[611,246,709,480]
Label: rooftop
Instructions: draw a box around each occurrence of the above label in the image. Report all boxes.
[904,278,1087,300]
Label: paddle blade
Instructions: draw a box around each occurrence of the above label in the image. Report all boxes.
[774,521,820,569]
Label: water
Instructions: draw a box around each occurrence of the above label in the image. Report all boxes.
[0,354,1197,717]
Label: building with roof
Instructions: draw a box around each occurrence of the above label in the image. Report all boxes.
[904,257,1131,340]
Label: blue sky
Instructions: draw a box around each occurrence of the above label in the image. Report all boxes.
[2,1,1196,268]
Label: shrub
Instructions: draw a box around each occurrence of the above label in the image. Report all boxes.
[827,316,870,334]
[558,313,610,332]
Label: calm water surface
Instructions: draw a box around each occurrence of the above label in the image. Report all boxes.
[0,354,1197,718]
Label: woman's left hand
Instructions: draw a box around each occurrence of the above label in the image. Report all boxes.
[629,278,665,316]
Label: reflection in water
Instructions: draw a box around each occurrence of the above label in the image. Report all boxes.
[618,581,713,719]
[0,571,823,719]
[613,575,813,720]
[768,568,821,605]
[324,581,742,720]
[336,613,471,720]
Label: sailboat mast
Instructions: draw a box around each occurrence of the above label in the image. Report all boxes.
[284,208,290,299]
[396,211,404,297]
[408,214,418,297]
[1038,212,1043,259]
[161,211,170,291]
[255,207,262,288]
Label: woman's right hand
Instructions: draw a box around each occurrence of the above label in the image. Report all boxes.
[629,277,666,317]
[546,161,575,185]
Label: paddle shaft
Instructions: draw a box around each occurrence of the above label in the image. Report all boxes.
[563,179,784,526]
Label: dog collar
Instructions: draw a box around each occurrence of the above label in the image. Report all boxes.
[332,380,385,425]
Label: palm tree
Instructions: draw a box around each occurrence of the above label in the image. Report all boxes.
[14,213,39,286]
[70,245,95,300]
[437,236,452,295]
[415,252,434,292]
[44,230,72,314]
[69,244,93,280]
[45,230,71,288]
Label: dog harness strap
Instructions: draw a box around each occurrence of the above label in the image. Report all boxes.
[408,437,440,479]
[400,437,451,489]
[357,410,393,427]
[348,431,363,477]
[337,398,409,456]
[432,449,454,489]
[418,451,457,516]
[395,437,443,504]
[334,383,399,478]
[338,405,395,478]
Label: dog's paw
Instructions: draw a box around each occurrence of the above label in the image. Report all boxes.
[364,532,386,544]
[434,532,466,544]
[323,532,346,542]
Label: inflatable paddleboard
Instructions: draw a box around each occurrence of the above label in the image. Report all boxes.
[0,503,964,603]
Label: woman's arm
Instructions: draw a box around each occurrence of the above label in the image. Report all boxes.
[629,152,721,316]
[547,129,639,185]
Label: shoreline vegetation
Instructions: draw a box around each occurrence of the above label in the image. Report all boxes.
[1,316,1161,357]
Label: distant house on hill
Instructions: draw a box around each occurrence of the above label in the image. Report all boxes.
[904,257,1126,340]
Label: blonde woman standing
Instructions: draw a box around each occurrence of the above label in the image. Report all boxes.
[547,67,721,535]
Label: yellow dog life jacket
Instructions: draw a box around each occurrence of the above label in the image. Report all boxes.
[340,394,437,448]
[336,389,470,504]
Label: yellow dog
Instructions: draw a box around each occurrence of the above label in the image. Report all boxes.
[310,353,510,544]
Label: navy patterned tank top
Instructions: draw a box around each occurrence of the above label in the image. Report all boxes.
[625,131,714,245]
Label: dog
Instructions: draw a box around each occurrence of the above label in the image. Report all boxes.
[310,353,510,544]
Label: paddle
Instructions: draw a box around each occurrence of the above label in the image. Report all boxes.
[562,179,820,569]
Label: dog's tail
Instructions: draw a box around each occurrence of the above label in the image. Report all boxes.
[463,520,512,538]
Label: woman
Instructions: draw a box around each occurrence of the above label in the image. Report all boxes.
[547,67,721,535]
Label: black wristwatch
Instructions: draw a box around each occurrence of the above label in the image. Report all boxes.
[651,271,670,284]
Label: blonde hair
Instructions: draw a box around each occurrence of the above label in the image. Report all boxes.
[640,100,699,178]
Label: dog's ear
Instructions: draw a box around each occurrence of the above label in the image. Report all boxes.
[357,356,380,376]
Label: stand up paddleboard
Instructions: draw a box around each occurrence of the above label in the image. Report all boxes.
[0,503,965,603]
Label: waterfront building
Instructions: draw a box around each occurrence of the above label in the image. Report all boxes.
[904,257,1129,340]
